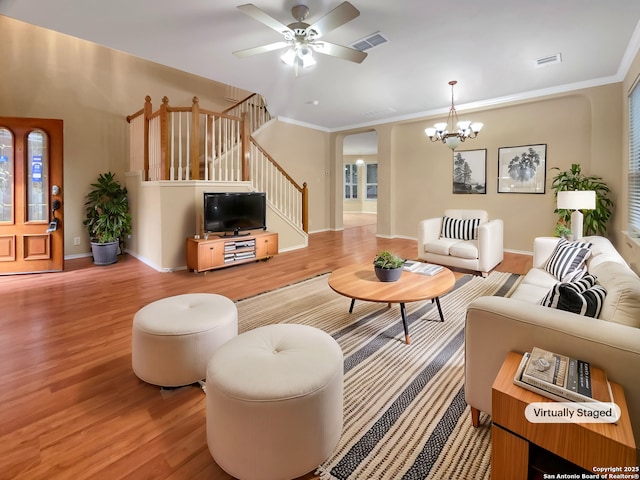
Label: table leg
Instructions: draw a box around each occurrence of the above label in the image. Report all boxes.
[400,303,410,344]
[435,297,445,322]
[349,298,356,313]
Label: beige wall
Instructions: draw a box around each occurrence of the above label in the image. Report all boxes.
[1,15,242,257]
[333,85,625,253]
[124,174,307,271]
[253,120,330,233]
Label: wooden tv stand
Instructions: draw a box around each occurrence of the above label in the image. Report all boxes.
[186,230,278,273]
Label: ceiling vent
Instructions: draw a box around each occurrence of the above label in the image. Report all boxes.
[535,53,562,68]
[351,31,389,52]
[363,107,397,118]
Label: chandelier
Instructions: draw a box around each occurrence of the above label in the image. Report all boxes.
[424,81,483,150]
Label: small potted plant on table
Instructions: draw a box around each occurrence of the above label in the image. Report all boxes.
[373,250,405,282]
[83,171,132,265]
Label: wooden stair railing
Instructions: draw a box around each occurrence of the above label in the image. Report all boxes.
[126,94,308,233]
[248,137,308,233]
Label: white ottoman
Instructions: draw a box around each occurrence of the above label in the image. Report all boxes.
[132,293,237,387]
[206,324,343,480]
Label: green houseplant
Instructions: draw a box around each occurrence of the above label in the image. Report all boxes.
[550,164,614,236]
[553,223,573,239]
[83,171,132,265]
[373,250,405,282]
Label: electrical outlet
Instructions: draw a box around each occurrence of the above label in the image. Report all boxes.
[73,236,81,246]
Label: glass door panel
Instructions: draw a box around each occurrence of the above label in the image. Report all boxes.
[26,130,48,223]
[0,128,13,223]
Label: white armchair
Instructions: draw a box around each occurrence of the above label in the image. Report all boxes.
[417,209,504,277]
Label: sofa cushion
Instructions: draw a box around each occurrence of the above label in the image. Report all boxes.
[510,282,553,304]
[539,281,607,318]
[590,261,640,328]
[424,237,460,256]
[449,240,479,260]
[441,216,480,241]
[544,238,593,282]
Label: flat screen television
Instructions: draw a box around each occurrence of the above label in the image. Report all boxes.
[204,192,266,237]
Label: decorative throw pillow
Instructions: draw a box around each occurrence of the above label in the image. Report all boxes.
[544,238,593,282]
[539,281,607,318]
[441,216,481,241]
[539,273,596,304]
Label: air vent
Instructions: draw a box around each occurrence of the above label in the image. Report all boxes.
[535,53,562,68]
[363,107,397,118]
[351,31,389,52]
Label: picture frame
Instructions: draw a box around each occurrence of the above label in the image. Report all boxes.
[452,149,486,194]
[497,144,547,194]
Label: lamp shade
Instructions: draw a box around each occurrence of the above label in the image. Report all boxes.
[557,190,596,210]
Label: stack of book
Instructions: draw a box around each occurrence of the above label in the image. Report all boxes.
[403,260,444,276]
[513,347,610,403]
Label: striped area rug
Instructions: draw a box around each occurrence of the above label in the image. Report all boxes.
[235,270,522,480]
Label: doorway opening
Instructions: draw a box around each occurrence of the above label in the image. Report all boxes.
[342,131,378,230]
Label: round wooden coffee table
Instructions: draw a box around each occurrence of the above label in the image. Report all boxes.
[328,263,456,344]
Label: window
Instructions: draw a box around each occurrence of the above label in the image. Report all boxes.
[630,82,640,232]
[344,163,358,199]
[366,163,378,199]
[27,130,49,222]
[0,128,14,223]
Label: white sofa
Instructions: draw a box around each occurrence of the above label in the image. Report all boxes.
[418,209,503,277]
[465,236,640,448]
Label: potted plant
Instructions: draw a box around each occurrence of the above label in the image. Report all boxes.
[553,223,573,240]
[550,164,614,236]
[373,250,405,282]
[83,171,132,265]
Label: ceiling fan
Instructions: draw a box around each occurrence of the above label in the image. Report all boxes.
[233,2,367,71]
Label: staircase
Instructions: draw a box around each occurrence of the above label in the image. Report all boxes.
[126,94,308,234]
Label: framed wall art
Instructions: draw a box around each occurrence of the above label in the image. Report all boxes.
[452,149,486,194]
[497,144,547,194]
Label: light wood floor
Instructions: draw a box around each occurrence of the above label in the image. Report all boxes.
[0,225,531,479]
[343,213,377,228]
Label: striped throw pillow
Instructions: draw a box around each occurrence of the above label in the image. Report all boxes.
[539,273,596,303]
[441,216,481,241]
[544,238,593,282]
[539,279,607,318]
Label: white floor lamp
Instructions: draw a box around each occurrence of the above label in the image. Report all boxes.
[557,190,596,241]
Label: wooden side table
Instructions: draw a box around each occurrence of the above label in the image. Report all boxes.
[491,352,636,480]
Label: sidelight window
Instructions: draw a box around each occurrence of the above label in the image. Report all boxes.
[0,128,13,223]
[26,130,49,223]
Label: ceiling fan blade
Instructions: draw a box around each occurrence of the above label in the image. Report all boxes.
[233,41,290,57]
[237,4,293,35]
[308,1,360,38]
[313,42,367,63]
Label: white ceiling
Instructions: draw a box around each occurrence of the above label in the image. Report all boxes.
[2,0,640,133]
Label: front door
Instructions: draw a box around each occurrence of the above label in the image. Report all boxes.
[0,117,64,274]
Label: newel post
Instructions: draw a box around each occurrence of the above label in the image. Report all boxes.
[159,96,170,180]
[190,96,200,180]
[302,182,309,233]
[143,95,152,181]
[241,111,250,181]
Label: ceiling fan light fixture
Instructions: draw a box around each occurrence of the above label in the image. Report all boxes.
[234,2,366,71]
[280,48,296,66]
[299,49,316,68]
